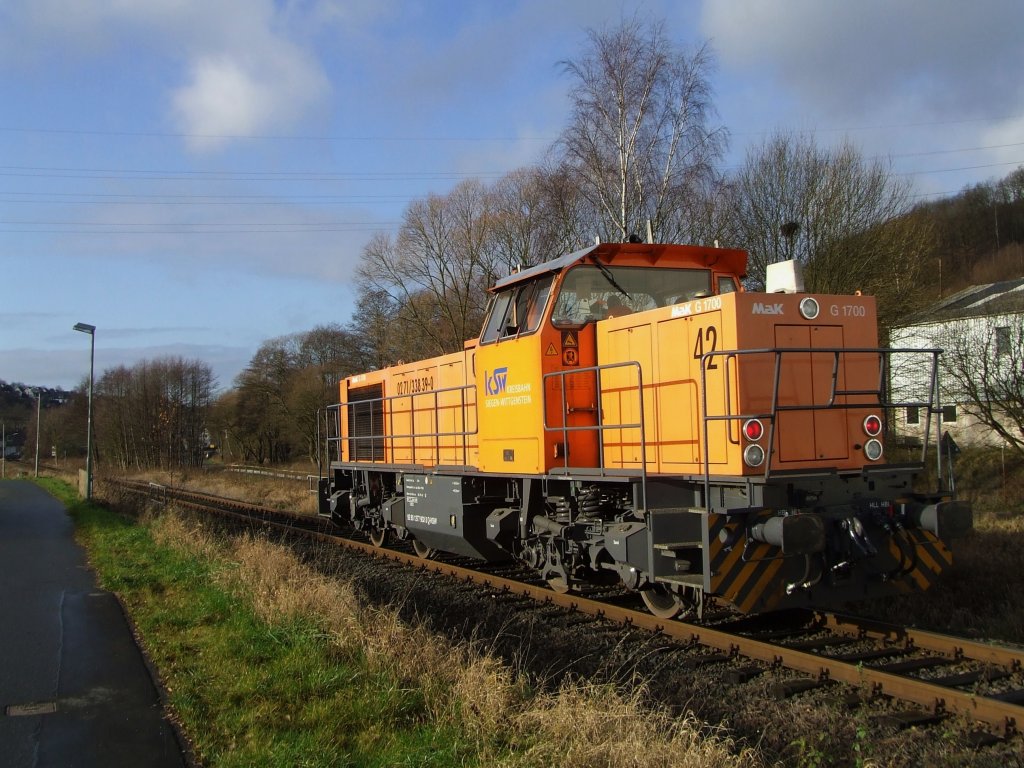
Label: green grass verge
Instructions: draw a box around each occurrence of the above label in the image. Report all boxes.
[37,479,484,768]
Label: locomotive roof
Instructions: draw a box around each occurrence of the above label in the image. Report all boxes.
[491,244,600,291]
[490,242,748,292]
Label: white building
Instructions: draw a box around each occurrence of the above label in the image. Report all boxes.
[890,279,1024,449]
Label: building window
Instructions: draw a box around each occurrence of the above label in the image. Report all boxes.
[941,405,957,423]
[906,406,920,425]
[995,326,1011,356]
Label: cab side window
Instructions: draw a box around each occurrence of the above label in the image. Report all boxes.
[718,276,737,294]
[479,276,553,343]
[480,292,513,343]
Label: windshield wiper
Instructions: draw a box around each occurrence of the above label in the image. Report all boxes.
[591,257,631,299]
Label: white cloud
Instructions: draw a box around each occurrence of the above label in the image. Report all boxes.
[1,1,334,152]
[172,47,328,151]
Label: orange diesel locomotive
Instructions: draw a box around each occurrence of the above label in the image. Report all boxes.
[318,242,971,617]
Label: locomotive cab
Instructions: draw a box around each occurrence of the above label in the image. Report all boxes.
[474,242,747,474]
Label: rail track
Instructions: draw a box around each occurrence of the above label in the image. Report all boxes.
[109,478,1024,742]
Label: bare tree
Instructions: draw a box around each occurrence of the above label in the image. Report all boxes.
[346,289,403,370]
[938,315,1024,456]
[356,179,502,357]
[292,324,364,461]
[486,166,592,269]
[221,326,368,465]
[558,18,727,243]
[729,132,934,329]
[94,357,214,470]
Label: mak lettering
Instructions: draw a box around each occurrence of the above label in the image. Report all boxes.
[752,302,784,316]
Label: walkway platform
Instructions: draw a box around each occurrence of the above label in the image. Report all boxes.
[0,480,187,767]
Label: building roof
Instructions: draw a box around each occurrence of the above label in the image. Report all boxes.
[898,278,1024,326]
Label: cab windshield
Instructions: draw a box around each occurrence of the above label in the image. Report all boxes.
[551,266,712,325]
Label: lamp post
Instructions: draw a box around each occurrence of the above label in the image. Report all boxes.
[34,389,41,478]
[73,323,96,500]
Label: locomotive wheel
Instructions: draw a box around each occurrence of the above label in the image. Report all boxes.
[412,539,436,559]
[368,525,389,548]
[641,585,685,619]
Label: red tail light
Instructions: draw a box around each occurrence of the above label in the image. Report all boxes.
[743,419,764,441]
[863,415,882,437]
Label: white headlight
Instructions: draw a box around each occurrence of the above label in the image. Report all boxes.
[864,439,883,461]
[743,444,766,467]
[799,297,820,320]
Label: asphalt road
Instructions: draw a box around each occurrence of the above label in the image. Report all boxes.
[0,480,186,767]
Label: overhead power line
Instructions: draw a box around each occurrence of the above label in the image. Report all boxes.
[888,141,1024,159]
[0,169,504,183]
[730,112,1024,137]
[0,194,417,206]
[895,159,1024,176]
[0,126,554,143]
[0,224,398,234]
[4,112,1023,142]
[0,219,398,226]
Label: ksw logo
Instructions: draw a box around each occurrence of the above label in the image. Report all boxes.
[752,302,784,315]
[485,367,508,396]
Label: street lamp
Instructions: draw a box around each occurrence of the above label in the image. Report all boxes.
[74,322,96,500]
[34,389,41,478]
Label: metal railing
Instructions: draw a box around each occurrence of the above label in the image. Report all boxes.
[543,360,648,513]
[324,383,478,470]
[698,346,947,507]
[316,346,950,518]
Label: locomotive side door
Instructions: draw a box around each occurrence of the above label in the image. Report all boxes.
[543,323,600,470]
[545,268,612,470]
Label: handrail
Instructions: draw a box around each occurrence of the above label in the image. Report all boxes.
[542,361,648,514]
[699,346,947,509]
[324,383,478,469]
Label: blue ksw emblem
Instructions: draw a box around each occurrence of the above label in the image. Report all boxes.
[485,367,508,396]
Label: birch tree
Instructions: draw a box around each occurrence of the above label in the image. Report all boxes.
[558,18,726,243]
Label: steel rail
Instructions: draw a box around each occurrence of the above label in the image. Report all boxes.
[820,612,1024,670]
[111,479,1023,737]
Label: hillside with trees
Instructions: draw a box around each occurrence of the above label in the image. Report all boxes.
[912,167,1024,293]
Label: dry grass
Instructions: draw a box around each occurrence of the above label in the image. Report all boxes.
[148,506,226,561]
[225,532,532,744]
[128,467,318,515]
[502,683,757,768]
[148,506,758,767]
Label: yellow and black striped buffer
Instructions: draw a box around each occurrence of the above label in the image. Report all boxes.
[889,528,952,592]
[706,515,956,613]
[707,516,787,613]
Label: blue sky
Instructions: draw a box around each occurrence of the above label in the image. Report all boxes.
[2,0,1022,391]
